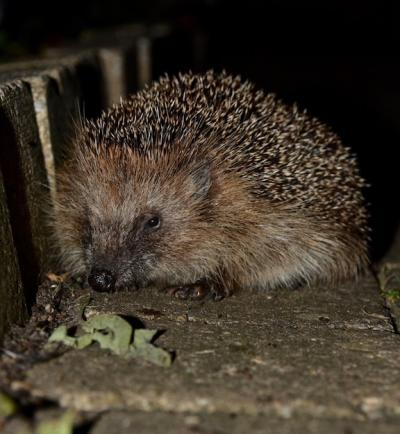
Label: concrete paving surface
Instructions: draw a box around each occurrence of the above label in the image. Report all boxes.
[18,272,400,433]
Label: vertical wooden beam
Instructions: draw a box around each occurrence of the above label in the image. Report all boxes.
[0,81,50,309]
[0,169,27,340]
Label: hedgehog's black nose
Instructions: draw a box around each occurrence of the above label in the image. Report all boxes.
[88,268,116,292]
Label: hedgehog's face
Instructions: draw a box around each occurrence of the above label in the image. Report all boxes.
[84,209,165,292]
[55,154,220,292]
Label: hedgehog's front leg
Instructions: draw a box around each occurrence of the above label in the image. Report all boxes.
[165,278,232,302]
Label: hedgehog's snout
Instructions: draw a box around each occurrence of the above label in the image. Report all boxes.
[88,268,116,292]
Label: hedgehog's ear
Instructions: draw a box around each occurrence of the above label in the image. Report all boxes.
[190,160,212,198]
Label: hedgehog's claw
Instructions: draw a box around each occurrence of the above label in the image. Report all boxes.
[210,284,231,301]
[166,284,209,301]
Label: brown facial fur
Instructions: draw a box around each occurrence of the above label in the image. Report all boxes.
[52,71,369,295]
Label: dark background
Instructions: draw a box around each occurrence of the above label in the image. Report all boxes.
[0,0,398,260]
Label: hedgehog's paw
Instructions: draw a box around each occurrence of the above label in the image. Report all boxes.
[165,284,209,301]
[164,281,230,302]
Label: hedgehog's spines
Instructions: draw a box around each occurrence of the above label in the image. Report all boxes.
[59,71,369,290]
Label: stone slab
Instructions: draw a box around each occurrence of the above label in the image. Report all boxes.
[375,224,400,330]
[25,273,400,425]
[91,410,400,434]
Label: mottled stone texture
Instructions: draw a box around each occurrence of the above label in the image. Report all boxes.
[91,411,400,434]
[0,170,26,339]
[24,274,400,432]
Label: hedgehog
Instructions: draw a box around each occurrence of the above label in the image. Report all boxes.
[53,71,369,301]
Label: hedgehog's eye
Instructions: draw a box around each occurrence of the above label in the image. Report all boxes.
[145,215,161,230]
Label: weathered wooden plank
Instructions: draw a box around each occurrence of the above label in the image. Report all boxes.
[0,80,50,307]
[99,48,132,105]
[29,71,79,198]
[0,169,27,339]
[0,27,162,327]
[49,25,164,104]
[0,53,104,197]
[136,36,152,90]
[81,25,147,103]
